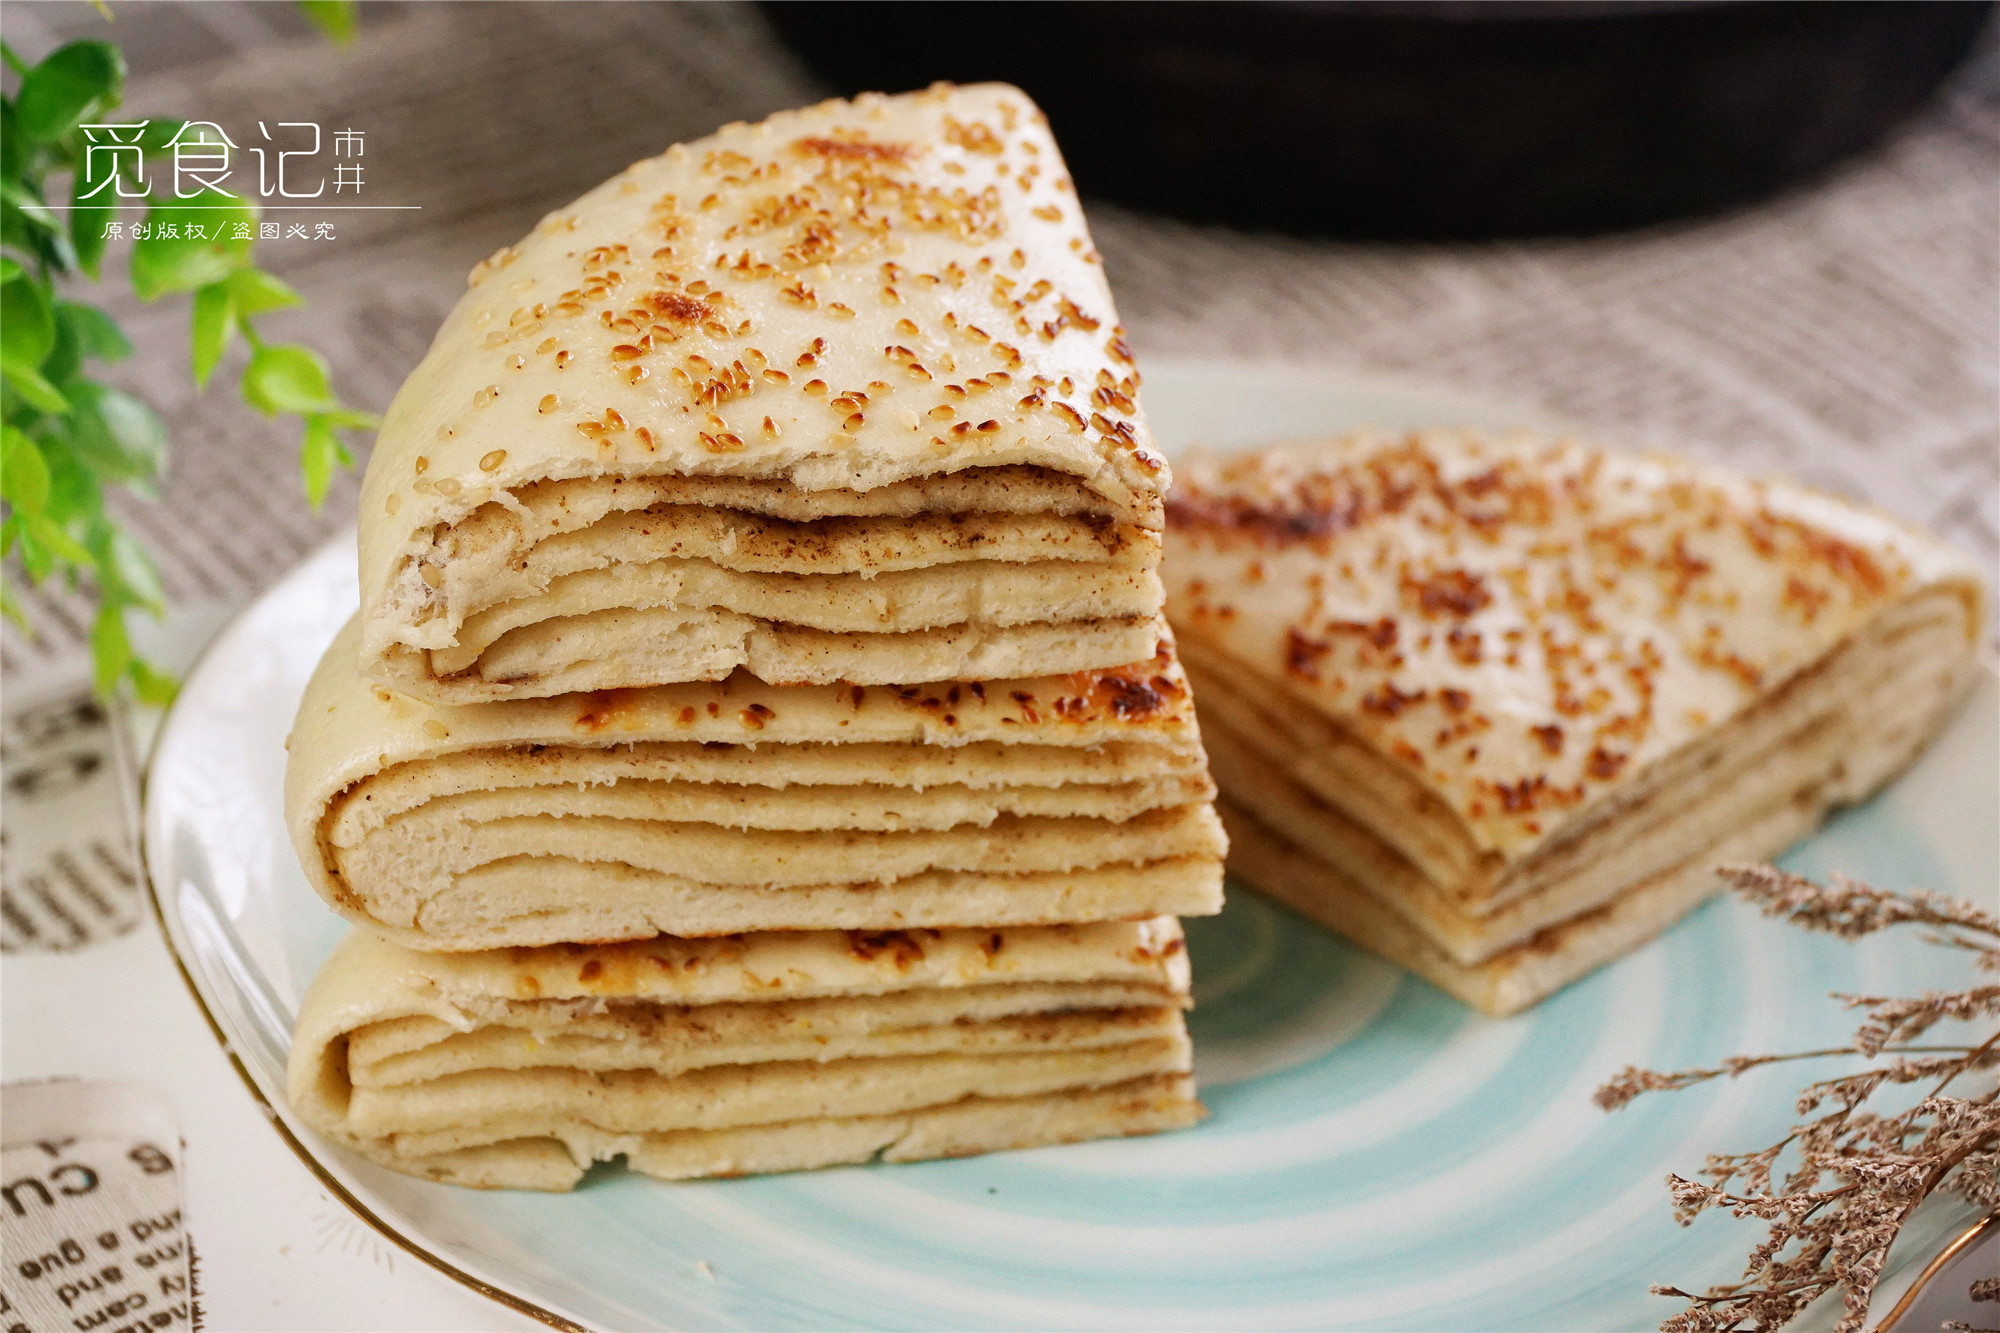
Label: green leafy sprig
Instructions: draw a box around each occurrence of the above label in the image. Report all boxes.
[1,30,374,700]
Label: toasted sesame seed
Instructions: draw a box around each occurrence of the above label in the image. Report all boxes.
[555,351,572,368]
[928,405,956,420]
[539,394,560,414]
[975,419,1001,433]
[474,386,499,407]
[385,493,401,515]
[805,379,828,395]
[480,449,507,472]
[605,408,627,430]
[762,416,781,437]
[420,563,443,587]
[896,318,920,336]
[423,719,449,739]
[434,478,462,497]
[414,456,429,474]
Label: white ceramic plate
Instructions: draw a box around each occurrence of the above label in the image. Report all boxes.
[143,361,1997,1330]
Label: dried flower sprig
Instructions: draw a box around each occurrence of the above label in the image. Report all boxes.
[1597,864,2000,1333]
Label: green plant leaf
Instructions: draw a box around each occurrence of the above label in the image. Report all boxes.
[71,176,114,279]
[40,305,83,388]
[242,343,333,415]
[56,301,132,363]
[90,601,131,696]
[129,656,178,707]
[63,381,165,485]
[297,0,360,45]
[97,523,165,614]
[3,178,79,275]
[38,431,104,520]
[1,178,63,236]
[25,511,91,566]
[190,281,236,388]
[0,257,22,284]
[318,406,381,431]
[129,189,255,299]
[2,425,51,513]
[10,516,52,579]
[226,267,302,316]
[1,357,71,414]
[1,271,56,367]
[300,413,342,509]
[13,41,125,143]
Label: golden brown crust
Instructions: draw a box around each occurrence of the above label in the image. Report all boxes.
[1165,430,1985,863]
[359,83,1167,667]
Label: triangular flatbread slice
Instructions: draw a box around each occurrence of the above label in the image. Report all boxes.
[289,921,1200,1189]
[356,84,1169,702]
[1165,431,1984,1014]
[287,618,1225,951]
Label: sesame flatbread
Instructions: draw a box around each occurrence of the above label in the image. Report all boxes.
[356,84,1171,702]
[290,920,1200,1189]
[1166,431,1984,1013]
[287,618,1225,950]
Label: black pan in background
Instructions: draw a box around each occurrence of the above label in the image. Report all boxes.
[760,1,1993,239]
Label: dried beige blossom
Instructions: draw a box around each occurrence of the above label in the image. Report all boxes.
[1598,864,2000,1333]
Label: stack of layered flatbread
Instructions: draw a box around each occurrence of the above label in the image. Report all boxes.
[282,85,1226,1190]
[1164,431,1984,1016]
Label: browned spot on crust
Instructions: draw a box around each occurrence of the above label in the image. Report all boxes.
[647,291,713,322]
[847,929,931,969]
[1050,642,1187,722]
[1360,682,1428,718]
[1404,568,1491,619]
[1531,724,1565,756]
[573,689,646,732]
[1586,745,1628,780]
[1286,628,1332,681]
